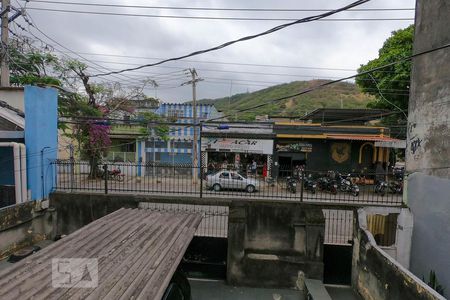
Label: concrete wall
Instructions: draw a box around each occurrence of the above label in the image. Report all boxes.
[24,86,58,201]
[0,201,56,259]
[406,0,450,178]
[352,208,444,300]
[406,0,450,294]
[362,207,413,269]
[227,201,324,288]
[49,192,138,235]
[408,173,450,293]
[50,192,325,289]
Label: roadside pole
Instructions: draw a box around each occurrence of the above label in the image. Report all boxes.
[1,0,10,87]
[182,68,203,184]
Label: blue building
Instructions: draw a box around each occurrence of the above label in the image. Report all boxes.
[140,103,222,166]
[0,86,58,207]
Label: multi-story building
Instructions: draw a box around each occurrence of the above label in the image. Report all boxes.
[145,103,223,165]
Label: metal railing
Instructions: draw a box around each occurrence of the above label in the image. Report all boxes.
[138,202,228,238]
[52,160,404,206]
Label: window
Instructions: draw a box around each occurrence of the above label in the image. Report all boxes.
[146,140,167,149]
[173,141,193,149]
[167,109,184,118]
[231,173,242,180]
[219,172,229,179]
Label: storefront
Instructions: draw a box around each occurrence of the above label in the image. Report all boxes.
[274,142,313,176]
[200,123,275,177]
[273,122,402,177]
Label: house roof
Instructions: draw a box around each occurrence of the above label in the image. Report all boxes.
[299,108,391,125]
[0,208,202,299]
[326,134,401,142]
[277,133,401,143]
[0,100,25,130]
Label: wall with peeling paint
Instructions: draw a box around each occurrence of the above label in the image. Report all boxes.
[406,0,450,295]
[406,0,450,178]
[0,201,56,259]
[352,208,445,300]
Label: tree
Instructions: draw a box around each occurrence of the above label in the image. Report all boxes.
[8,35,164,177]
[8,37,61,86]
[356,25,413,137]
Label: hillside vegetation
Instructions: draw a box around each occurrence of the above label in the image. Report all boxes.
[197,80,374,120]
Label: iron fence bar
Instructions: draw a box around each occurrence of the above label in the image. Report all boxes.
[300,171,304,202]
[51,161,404,206]
[103,164,108,194]
[200,166,203,198]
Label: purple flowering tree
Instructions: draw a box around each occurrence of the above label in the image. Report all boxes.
[87,122,111,178]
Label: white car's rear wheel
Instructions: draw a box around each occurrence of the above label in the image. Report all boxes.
[246,185,255,193]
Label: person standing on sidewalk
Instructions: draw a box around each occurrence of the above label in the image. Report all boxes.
[251,160,257,176]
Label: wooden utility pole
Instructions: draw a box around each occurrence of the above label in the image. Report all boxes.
[1,0,10,87]
[182,68,203,183]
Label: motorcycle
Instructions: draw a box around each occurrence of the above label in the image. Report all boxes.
[375,180,388,196]
[316,176,338,195]
[102,167,124,182]
[266,177,276,187]
[336,172,359,197]
[286,177,297,194]
[389,179,403,194]
[375,178,403,196]
[303,174,317,194]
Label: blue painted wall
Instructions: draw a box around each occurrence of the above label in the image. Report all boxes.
[24,86,58,201]
[0,147,14,185]
[148,103,222,164]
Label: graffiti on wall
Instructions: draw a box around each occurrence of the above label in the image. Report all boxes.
[410,137,422,155]
[408,122,423,159]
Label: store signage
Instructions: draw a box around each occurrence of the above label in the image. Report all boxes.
[375,140,406,149]
[201,138,273,154]
[276,142,312,153]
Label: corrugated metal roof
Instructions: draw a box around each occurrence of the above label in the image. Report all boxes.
[299,108,390,124]
[0,100,25,130]
[0,208,202,299]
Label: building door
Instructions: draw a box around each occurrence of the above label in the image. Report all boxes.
[360,143,374,169]
[278,156,292,177]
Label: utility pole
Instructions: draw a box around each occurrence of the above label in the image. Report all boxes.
[1,0,10,87]
[182,68,203,184]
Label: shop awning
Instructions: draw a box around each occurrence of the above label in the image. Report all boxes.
[327,134,401,142]
[375,140,407,149]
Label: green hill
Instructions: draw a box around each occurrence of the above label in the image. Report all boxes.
[197,80,374,120]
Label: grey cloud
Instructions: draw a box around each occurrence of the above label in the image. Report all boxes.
[17,0,414,101]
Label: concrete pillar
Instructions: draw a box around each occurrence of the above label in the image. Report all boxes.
[407,0,450,292]
[406,0,450,178]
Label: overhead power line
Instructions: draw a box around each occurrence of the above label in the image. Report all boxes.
[25,7,414,22]
[11,1,144,84]
[88,0,372,77]
[21,1,415,12]
[76,58,411,83]
[204,43,450,123]
[58,51,357,72]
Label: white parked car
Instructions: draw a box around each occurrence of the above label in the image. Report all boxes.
[206,170,259,193]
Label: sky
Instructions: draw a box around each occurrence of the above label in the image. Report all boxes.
[11,0,415,103]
